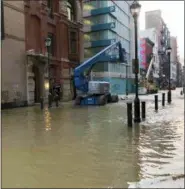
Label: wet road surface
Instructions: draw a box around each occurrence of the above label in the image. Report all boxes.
[2,88,184,188]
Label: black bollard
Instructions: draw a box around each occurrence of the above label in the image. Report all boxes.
[162,93,165,106]
[40,97,44,110]
[55,96,59,107]
[141,101,146,119]
[155,95,158,111]
[127,102,132,127]
[48,93,52,108]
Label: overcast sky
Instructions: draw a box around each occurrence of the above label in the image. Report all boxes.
[139,1,184,62]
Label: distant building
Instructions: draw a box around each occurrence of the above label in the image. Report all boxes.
[83,0,136,94]
[145,10,171,87]
[182,65,185,88]
[139,38,154,72]
[170,36,178,84]
[176,61,183,87]
[140,28,160,82]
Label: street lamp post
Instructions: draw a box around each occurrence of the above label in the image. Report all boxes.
[45,37,52,108]
[126,64,128,98]
[166,46,172,103]
[130,1,141,123]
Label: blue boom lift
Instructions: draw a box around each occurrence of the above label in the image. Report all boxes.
[74,41,126,106]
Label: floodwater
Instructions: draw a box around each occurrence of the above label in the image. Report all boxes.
[2,89,184,188]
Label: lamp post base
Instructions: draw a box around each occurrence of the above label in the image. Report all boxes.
[167,90,172,104]
[48,94,52,108]
[134,97,141,123]
[40,97,44,110]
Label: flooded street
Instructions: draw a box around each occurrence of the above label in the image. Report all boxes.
[2,89,184,188]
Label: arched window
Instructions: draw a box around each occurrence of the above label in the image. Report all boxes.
[67,1,75,21]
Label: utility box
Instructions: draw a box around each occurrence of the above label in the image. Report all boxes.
[88,81,110,95]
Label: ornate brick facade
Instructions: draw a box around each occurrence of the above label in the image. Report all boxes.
[24,0,83,103]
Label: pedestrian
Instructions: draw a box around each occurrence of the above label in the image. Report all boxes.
[53,88,59,107]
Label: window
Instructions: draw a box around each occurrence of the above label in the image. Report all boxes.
[48,33,54,56]
[67,1,74,21]
[1,0,4,40]
[47,0,53,18]
[69,31,77,54]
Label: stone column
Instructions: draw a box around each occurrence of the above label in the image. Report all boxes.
[59,0,68,15]
[38,63,45,102]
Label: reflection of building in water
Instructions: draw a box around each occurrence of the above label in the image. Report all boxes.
[137,124,176,180]
[84,107,141,187]
[44,109,51,131]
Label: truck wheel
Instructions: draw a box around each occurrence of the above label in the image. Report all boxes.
[98,95,107,106]
[111,95,119,103]
[107,94,112,103]
[75,96,81,105]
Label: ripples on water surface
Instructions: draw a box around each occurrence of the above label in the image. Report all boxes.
[2,90,184,188]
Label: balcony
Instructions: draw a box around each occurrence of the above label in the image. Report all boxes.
[91,6,115,16]
[91,39,116,48]
[160,39,165,45]
[160,29,165,34]
[84,39,116,49]
[83,10,91,17]
[83,25,91,32]
[91,22,116,32]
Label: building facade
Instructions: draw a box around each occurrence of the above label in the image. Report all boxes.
[139,38,154,77]
[170,36,178,84]
[145,10,171,88]
[182,65,185,88]
[1,0,84,109]
[139,28,160,81]
[25,0,83,105]
[1,1,27,109]
[83,0,136,94]
[176,61,183,87]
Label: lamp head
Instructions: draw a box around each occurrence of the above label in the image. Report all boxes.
[45,37,51,47]
[166,47,172,54]
[130,1,141,18]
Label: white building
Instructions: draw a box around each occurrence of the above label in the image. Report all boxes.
[139,28,160,79]
[170,36,178,83]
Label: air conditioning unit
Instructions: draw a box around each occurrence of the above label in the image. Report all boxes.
[27,49,35,55]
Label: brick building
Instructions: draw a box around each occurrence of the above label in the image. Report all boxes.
[1,0,84,109]
[25,0,83,104]
[139,38,154,81]
[139,38,154,71]
[139,28,160,81]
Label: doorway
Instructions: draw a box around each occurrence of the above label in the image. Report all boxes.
[33,65,41,103]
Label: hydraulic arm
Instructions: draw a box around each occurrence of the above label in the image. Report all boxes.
[74,41,125,93]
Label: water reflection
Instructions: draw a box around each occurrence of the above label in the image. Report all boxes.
[44,108,51,131]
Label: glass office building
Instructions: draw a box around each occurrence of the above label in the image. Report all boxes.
[83,0,135,94]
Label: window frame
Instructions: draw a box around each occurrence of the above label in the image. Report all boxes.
[69,30,78,54]
[67,1,75,21]
[47,0,53,18]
